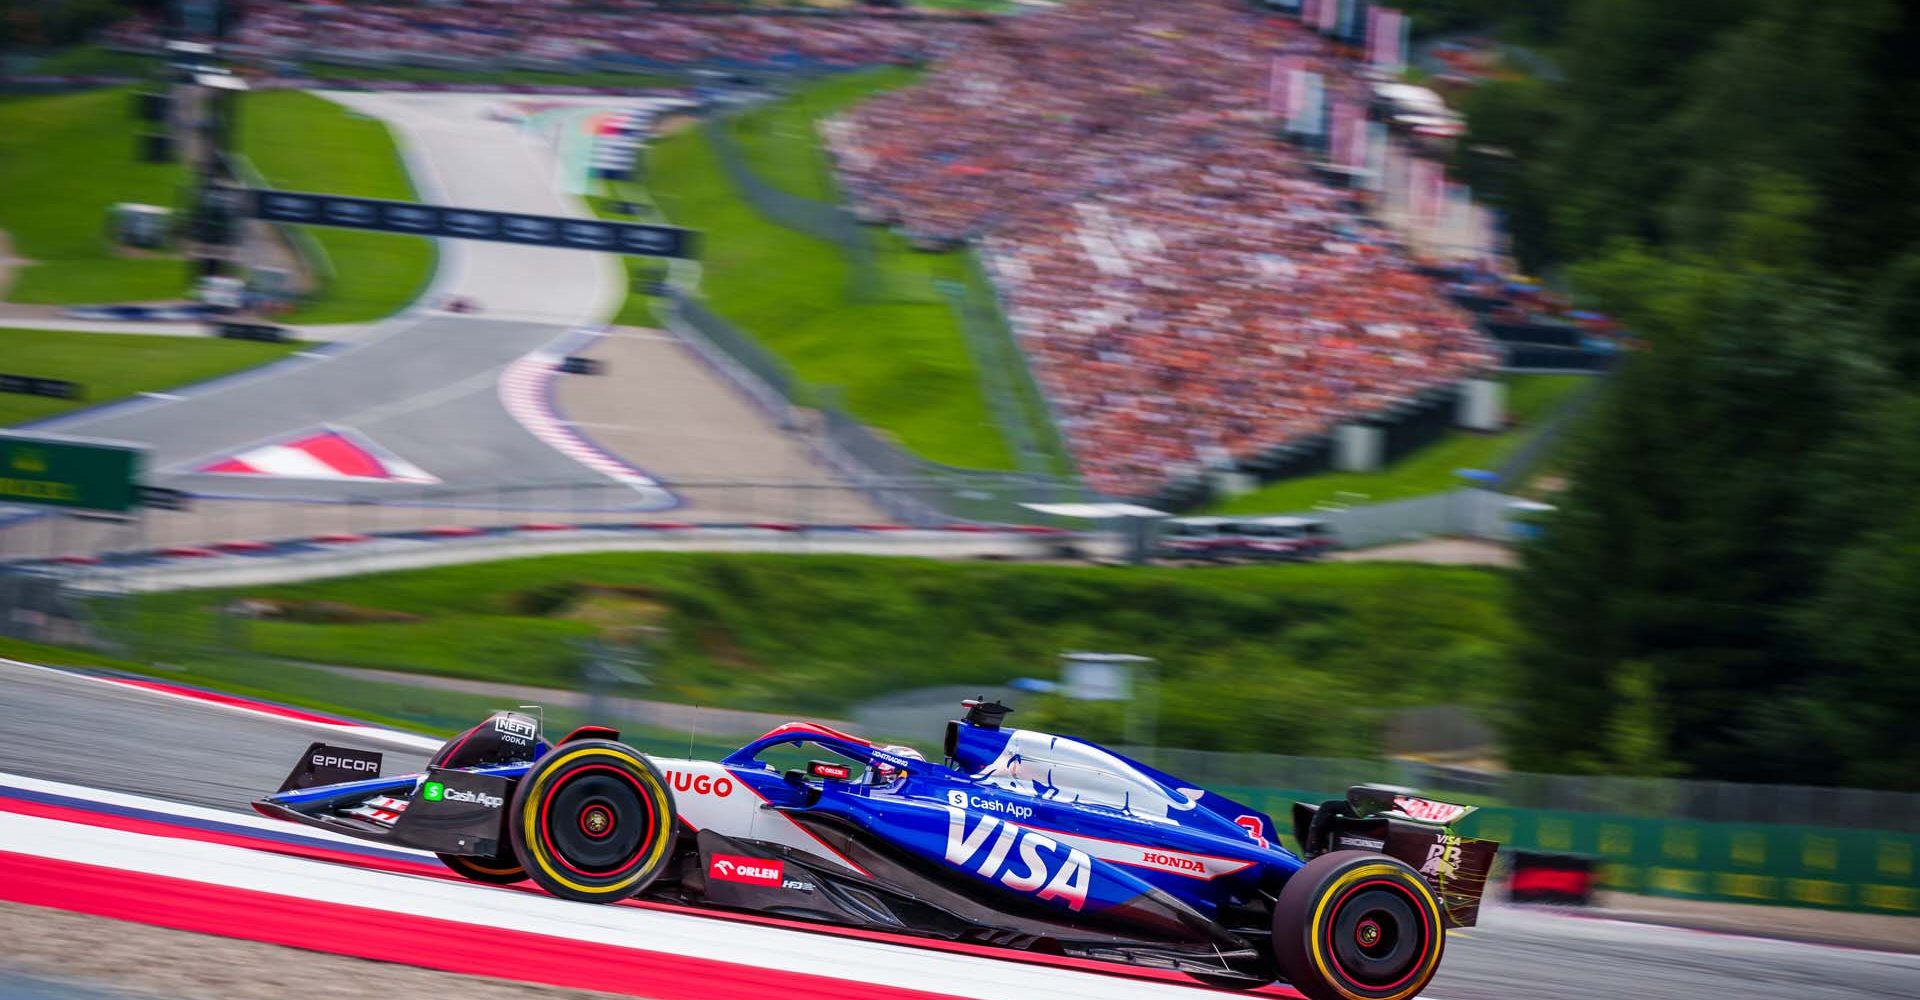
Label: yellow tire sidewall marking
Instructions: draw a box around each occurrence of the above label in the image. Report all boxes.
[521,746,672,896]
[1306,862,1445,1000]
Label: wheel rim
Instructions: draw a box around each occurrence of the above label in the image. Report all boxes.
[1323,880,1432,994]
[537,764,657,881]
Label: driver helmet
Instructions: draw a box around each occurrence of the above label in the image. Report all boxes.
[873,744,925,785]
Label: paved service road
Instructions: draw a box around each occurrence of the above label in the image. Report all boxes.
[3,660,1915,1000]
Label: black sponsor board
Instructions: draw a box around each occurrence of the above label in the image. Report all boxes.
[1506,850,1598,906]
[559,356,603,375]
[216,322,290,343]
[394,767,514,856]
[251,190,696,259]
[0,375,81,401]
[136,485,192,512]
[277,742,384,792]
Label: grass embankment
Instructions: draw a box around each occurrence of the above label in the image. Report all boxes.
[0,328,304,425]
[0,88,191,304]
[1206,374,1592,515]
[130,554,1514,756]
[639,68,1019,471]
[239,90,433,325]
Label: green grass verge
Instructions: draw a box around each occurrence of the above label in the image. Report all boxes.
[0,328,305,426]
[648,70,1016,470]
[239,90,434,325]
[126,553,1514,756]
[0,88,191,304]
[25,46,164,78]
[1204,375,1593,515]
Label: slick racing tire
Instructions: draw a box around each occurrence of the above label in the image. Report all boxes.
[1272,851,1446,1000]
[509,739,677,903]
[438,850,527,886]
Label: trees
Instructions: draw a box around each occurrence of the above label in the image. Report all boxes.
[1506,275,1890,784]
[1483,0,1917,279]
[1480,0,1920,790]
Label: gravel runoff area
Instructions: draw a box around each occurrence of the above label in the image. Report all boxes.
[0,902,640,1000]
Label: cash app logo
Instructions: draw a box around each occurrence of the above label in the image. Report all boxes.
[422,781,445,802]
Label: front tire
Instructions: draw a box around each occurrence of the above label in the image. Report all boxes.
[508,739,676,903]
[1272,851,1446,1000]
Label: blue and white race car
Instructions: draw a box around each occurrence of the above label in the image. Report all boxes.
[255,701,1496,999]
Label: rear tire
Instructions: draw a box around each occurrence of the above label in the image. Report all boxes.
[438,849,526,885]
[508,739,676,903]
[1272,851,1446,1000]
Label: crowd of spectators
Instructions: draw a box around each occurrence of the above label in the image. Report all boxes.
[104,2,976,69]
[829,0,1494,495]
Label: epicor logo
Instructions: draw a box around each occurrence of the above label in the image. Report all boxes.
[943,806,1091,911]
[665,770,734,797]
[311,754,378,772]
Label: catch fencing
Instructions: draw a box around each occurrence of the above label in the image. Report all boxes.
[0,475,1104,565]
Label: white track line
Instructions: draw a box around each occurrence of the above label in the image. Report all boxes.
[0,771,433,856]
[0,807,1212,1000]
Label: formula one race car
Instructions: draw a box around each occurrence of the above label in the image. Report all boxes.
[255,702,1497,1000]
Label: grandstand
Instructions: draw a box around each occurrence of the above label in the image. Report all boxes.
[829,0,1498,497]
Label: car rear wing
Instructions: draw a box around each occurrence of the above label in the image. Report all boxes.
[1291,785,1498,928]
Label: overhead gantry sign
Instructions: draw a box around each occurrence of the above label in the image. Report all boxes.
[249,190,696,259]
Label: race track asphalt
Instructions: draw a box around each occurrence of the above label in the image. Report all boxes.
[2,660,1915,1000]
[40,318,604,495]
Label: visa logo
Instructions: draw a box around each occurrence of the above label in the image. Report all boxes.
[943,806,1091,911]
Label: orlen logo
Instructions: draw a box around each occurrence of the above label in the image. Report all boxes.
[709,854,783,887]
[665,770,734,797]
[312,753,378,772]
[944,807,1091,911]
